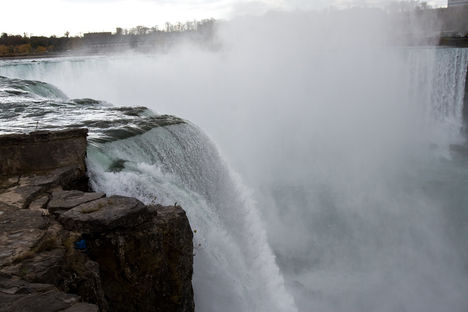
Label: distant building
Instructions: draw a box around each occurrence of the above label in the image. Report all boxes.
[448,0,468,7]
[83,32,113,43]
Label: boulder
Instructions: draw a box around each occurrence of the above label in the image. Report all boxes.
[58,197,194,312]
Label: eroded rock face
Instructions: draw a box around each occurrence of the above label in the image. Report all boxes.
[0,129,87,177]
[0,203,48,268]
[0,275,79,311]
[0,129,194,312]
[59,196,153,233]
[0,142,105,310]
[59,198,194,312]
[0,273,98,312]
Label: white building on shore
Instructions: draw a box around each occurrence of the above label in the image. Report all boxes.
[448,0,468,7]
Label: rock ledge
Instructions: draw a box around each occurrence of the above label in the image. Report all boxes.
[0,129,194,312]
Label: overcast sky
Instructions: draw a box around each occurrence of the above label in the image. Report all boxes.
[1,0,447,36]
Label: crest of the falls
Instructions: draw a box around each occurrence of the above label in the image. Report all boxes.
[0,74,298,311]
[87,123,298,312]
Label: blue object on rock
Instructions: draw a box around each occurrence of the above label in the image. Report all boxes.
[74,239,87,250]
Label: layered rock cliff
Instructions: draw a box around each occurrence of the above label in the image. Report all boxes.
[0,129,194,312]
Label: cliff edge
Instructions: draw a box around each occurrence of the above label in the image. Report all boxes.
[0,129,194,312]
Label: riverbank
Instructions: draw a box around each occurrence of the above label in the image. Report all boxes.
[440,36,468,47]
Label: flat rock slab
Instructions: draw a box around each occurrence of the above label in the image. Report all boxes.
[59,196,155,234]
[61,303,99,312]
[19,166,83,189]
[1,248,65,283]
[0,168,91,212]
[0,204,47,267]
[48,190,105,213]
[0,274,97,312]
[0,186,43,209]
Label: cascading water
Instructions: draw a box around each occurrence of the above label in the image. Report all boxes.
[87,124,297,312]
[407,48,468,145]
[1,15,468,311]
[0,75,297,312]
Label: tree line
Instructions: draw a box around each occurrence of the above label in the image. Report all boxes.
[0,19,216,57]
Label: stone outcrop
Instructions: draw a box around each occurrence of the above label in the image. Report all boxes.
[59,197,194,312]
[0,273,98,312]
[0,129,194,312]
[0,129,87,177]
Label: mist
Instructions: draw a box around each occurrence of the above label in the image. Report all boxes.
[2,7,468,312]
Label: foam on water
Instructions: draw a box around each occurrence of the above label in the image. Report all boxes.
[407,48,468,146]
[87,124,298,312]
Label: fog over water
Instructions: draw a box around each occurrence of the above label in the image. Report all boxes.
[1,9,468,312]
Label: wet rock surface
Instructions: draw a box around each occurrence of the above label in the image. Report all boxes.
[48,190,105,214]
[0,129,88,177]
[60,199,194,312]
[0,129,194,312]
[0,273,96,312]
[59,196,150,233]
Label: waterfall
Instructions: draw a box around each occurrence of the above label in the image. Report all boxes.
[1,45,468,312]
[407,48,468,144]
[87,123,298,312]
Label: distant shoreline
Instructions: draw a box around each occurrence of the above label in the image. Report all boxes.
[0,52,68,61]
[439,37,468,47]
[0,51,119,61]
[0,37,467,62]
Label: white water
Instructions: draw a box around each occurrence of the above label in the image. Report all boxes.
[1,11,468,312]
[407,48,468,146]
[87,124,297,312]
